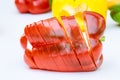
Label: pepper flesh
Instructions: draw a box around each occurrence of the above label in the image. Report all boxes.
[20,11,106,72]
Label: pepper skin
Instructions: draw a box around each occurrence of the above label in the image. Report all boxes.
[20,11,106,72]
[15,0,51,14]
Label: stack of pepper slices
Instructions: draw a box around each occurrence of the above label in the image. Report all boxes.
[16,0,119,72]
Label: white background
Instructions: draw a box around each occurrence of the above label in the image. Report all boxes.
[0,0,120,80]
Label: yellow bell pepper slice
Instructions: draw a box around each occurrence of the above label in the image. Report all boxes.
[52,0,108,20]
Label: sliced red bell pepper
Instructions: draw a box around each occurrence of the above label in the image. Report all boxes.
[15,0,50,14]
[20,11,106,72]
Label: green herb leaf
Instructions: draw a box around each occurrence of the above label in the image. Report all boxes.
[100,36,105,42]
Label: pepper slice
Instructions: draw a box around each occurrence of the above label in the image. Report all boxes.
[20,11,106,72]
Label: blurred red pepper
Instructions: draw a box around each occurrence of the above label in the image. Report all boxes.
[15,0,51,14]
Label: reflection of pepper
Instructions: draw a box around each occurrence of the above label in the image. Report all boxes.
[108,0,120,24]
[15,0,50,14]
[20,11,106,72]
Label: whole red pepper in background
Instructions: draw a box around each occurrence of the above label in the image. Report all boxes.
[15,0,51,14]
[20,11,106,72]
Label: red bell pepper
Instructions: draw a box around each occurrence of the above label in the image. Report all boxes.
[20,11,106,72]
[15,0,51,14]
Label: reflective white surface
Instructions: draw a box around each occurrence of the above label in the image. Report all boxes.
[0,0,120,80]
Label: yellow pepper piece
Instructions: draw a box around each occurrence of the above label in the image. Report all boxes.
[52,0,108,20]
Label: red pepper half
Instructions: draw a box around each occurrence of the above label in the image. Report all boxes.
[15,0,51,14]
[20,11,106,72]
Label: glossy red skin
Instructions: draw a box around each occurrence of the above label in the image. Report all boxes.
[15,0,50,14]
[21,36,103,71]
[15,0,28,13]
[84,11,106,39]
[20,11,106,72]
